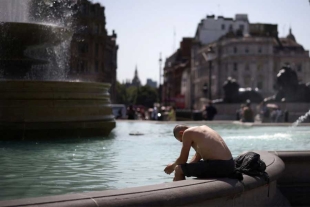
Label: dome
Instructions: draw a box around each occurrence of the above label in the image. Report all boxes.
[286,27,296,42]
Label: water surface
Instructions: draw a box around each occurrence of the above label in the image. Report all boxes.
[1,121,310,201]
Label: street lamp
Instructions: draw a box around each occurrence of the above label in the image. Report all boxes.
[159,53,162,104]
[202,46,215,101]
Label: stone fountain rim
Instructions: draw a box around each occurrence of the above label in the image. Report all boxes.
[0,80,111,87]
[0,21,71,29]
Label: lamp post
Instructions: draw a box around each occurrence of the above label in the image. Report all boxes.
[202,46,215,101]
[159,52,162,105]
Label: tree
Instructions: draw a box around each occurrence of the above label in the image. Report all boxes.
[115,82,158,108]
[135,85,158,108]
[115,81,129,104]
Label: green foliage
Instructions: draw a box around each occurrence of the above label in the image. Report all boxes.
[115,81,129,105]
[136,85,158,108]
[115,82,158,108]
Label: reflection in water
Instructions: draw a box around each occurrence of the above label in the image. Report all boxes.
[1,121,310,201]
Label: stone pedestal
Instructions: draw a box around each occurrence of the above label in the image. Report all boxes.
[0,81,115,139]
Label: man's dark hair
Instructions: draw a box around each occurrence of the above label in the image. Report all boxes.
[173,125,188,137]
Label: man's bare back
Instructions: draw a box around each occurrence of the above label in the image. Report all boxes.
[164,124,234,181]
[187,125,232,161]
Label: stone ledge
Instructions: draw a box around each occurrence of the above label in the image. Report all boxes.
[0,151,288,207]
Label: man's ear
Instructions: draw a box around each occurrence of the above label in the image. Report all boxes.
[179,130,184,135]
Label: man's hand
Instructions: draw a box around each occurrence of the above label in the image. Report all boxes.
[164,163,175,174]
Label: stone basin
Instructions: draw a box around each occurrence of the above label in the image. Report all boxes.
[0,80,115,139]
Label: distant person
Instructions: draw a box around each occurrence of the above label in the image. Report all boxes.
[140,108,146,120]
[284,110,289,122]
[259,101,270,123]
[236,104,244,121]
[205,101,217,121]
[270,109,277,123]
[127,105,135,120]
[241,100,254,123]
[168,106,176,121]
[152,106,158,120]
[275,108,283,123]
[164,125,234,181]
[116,108,122,119]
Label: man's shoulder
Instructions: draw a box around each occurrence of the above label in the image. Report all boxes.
[186,125,209,133]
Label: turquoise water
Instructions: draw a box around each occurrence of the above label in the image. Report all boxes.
[0,121,310,201]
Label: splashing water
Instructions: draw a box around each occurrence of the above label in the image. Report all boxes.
[291,109,310,128]
[0,0,77,81]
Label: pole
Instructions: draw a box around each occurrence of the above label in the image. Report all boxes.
[208,60,212,101]
[159,53,162,104]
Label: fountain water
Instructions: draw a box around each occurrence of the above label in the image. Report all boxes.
[291,109,310,128]
[0,0,115,139]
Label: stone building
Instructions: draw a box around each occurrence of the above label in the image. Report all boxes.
[195,14,249,45]
[163,37,193,108]
[146,79,157,88]
[191,23,310,109]
[69,0,118,103]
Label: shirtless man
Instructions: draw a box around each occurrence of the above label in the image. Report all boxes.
[164,125,234,181]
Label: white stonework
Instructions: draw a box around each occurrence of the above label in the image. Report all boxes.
[192,34,310,109]
[195,14,249,45]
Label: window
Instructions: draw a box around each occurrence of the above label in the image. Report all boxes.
[257,75,263,89]
[257,81,263,89]
[258,47,262,53]
[245,63,249,70]
[91,5,95,14]
[221,24,225,30]
[80,4,87,14]
[79,60,87,73]
[78,43,88,54]
[239,24,244,31]
[95,61,99,72]
[95,44,99,56]
[93,24,99,34]
[233,62,238,71]
[257,63,262,72]
[244,76,251,87]
[297,64,302,72]
[234,47,237,54]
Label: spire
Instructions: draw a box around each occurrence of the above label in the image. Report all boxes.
[287,26,296,42]
[135,64,138,77]
[132,64,141,87]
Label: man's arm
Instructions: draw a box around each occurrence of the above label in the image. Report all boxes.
[189,152,202,163]
[164,131,192,174]
[173,133,192,166]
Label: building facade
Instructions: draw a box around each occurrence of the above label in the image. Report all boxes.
[69,0,118,103]
[191,23,310,109]
[146,79,157,88]
[195,14,249,45]
[163,37,193,108]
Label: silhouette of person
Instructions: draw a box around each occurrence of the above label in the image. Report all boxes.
[205,101,217,121]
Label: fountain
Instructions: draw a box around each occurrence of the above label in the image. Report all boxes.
[0,0,115,139]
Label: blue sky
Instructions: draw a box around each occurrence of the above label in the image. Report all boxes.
[93,0,310,85]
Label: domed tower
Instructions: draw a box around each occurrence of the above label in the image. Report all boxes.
[287,27,296,42]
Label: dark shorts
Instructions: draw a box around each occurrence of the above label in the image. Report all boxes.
[180,159,235,178]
